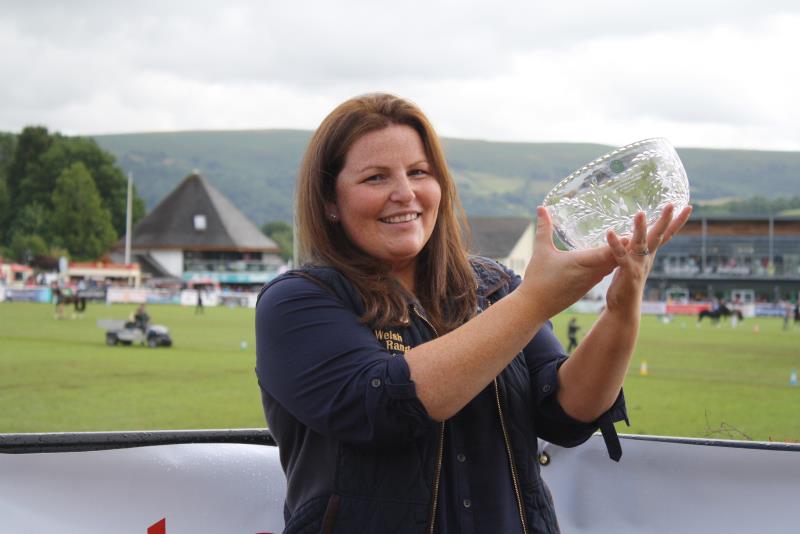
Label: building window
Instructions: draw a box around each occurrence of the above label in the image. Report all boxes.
[193,215,207,231]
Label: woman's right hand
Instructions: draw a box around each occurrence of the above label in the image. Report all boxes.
[517,206,619,320]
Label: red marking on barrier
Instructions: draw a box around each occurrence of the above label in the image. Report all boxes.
[666,303,712,315]
[144,516,272,533]
[147,518,166,534]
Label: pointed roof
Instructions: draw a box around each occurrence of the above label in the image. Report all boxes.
[467,217,533,259]
[129,173,280,252]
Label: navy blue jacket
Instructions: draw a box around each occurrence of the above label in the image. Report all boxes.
[255,257,627,533]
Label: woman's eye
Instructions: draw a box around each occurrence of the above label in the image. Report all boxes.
[409,169,428,177]
[364,174,384,182]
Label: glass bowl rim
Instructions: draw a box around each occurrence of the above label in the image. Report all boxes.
[542,137,675,207]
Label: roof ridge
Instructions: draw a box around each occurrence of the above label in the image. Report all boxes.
[196,174,280,249]
[125,173,279,251]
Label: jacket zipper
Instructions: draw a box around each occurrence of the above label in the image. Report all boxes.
[494,378,529,534]
[483,294,528,534]
[412,305,445,534]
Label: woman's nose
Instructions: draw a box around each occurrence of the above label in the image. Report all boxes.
[389,175,415,203]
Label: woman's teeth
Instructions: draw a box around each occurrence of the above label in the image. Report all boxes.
[382,213,419,224]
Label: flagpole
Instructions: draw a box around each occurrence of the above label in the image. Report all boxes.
[124,172,133,265]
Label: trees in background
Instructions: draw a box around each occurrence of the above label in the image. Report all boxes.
[50,162,117,261]
[0,126,145,263]
[0,133,13,246]
[692,195,800,216]
[260,221,293,262]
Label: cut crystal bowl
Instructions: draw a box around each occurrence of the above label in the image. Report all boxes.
[543,138,690,250]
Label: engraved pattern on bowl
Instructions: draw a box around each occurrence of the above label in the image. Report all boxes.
[543,138,690,250]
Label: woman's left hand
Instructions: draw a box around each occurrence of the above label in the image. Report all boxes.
[604,203,692,315]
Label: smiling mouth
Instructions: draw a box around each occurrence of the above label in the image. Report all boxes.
[381,213,420,224]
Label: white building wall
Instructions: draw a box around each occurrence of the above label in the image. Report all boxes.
[501,222,534,276]
[147,250,184,278]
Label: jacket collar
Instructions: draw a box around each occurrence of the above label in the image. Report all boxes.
[470,256,512,299]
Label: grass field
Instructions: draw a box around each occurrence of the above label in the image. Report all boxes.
[0,302,263,432]
[1,301,798,441]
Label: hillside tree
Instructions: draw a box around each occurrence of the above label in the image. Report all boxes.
[6,126,53,223]
[49,162,117,261]
[1,126,146,260]
[6,127,145,236]
[0,176,9,245]
[5,201,52,261]
[261,220,293,261]
[0,133,13,244]
[37,135,145,235]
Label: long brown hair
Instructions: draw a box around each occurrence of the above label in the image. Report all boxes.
[295,93,476,333]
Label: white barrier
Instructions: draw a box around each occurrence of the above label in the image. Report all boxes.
[0,443,285,534]
[541,435,800,533]
[106,287,150,304]
[571,299,606,314]
[2,434,799,533]
[179,289,221,307]
[640,300,667,315]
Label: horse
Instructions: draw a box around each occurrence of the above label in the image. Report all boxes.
[53,288,87,318]
[697,306,743,324]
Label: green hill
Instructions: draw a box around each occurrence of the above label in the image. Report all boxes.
[92,130,800,226]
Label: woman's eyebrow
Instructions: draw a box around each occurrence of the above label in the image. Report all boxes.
[356,160,428,173]
[357,164,389,173]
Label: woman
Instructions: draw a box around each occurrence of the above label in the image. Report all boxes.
[256,93,691,533]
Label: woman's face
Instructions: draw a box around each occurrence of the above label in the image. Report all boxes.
[331,124,442,276]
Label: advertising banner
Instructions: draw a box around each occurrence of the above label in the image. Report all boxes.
[219,291,260,308]
[1,436,798,533]
[179,290,220,307]
[3,287,52,303]
[145,289,181,305]
[106,287,149,304]
[754,303,789,317]
[641,301,668,315]
[0,443,285,534]
[738,302,756,318]
[665,302,711,315]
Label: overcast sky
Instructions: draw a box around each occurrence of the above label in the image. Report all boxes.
[2,0,799,151]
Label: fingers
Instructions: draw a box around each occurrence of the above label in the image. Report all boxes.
[662,205,693,244]
[647,203,674,252]
[534,206,556,251]
[606,230,629,259]
[631,211,648,254]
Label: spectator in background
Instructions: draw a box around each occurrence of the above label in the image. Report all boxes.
[781,299,792,331]
[134,304,150,331]
[567,316,581,352]
[52,282,64,320]
[195,287,204,314]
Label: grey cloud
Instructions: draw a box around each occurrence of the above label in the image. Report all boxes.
[5,0,798,88]
[1,0,798,149]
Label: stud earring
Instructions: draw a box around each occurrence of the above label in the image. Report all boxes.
[329,213,338,222]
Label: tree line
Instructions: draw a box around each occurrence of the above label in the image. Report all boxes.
[0,127,146,266]
[691,195,800,216]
